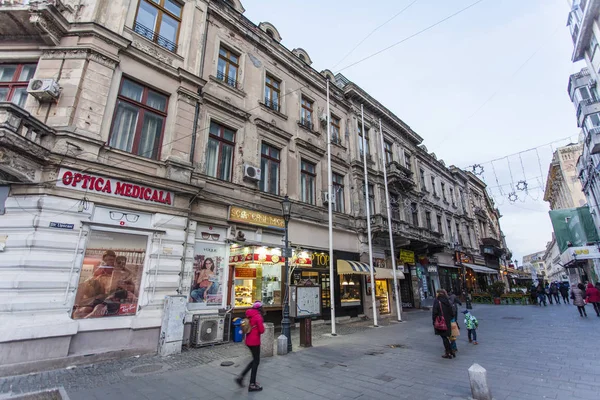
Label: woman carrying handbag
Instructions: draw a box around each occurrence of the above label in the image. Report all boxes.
[432,289,454,359]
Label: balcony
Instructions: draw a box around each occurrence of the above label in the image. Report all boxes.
[0,0,70,45]
[298,117,313,131]
[588,127,600,154]
[369,214,444,244]
[133,21,178,53]
[577,98,600,127]
[216,70,238,89]
[386,161,415,191]
[572,0,600,62]
[568,68,590,97]
[473,207,487,220]
[263,97,280,112]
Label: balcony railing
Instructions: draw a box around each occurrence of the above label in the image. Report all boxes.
[576,97,600,121]
[216,70,237,88]
[264,98,280,112]
[299,118,313,130]
[134,21,178,53]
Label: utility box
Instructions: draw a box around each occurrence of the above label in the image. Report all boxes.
[158,295,187,356]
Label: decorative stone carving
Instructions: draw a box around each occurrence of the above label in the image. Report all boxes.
[41,48,119,69]
[131,40,174,66]
[29,12,64,46]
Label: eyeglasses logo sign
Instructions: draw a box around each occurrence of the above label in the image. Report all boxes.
[109,211,140,226]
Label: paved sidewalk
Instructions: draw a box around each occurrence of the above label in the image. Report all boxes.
[3,303,600,399]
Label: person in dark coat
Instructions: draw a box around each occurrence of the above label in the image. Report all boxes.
[559,282,569,304]
[536,283,547,306]
[432,289,454,359]
[550,282,560,304]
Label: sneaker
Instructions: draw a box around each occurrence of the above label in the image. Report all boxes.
[473,341,478,345]
[249,384,263,392]
[235,376,244,388]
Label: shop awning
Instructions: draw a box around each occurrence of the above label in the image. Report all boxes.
[375,268,405,280]
[464,263,498,274]
[337,260,373,275]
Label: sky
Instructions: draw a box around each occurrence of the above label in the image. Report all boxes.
[244,0,583,264]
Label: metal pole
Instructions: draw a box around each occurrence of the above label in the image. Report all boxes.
[378,118,402,322]
[282,219,292,352]
[326,79,337,336]
[459,252,472,310]
[361,104,378,327]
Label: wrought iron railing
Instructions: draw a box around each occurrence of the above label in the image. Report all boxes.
[264,97,280,112]
[299,118,312,130]
[216,70,237,88]
[134,21,178,53]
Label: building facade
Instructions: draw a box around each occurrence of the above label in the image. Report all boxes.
[522,251,546,282]
[0,0,510,369]
[544,143,586,210]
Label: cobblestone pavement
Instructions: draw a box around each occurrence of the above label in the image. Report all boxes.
[3,302,600,399]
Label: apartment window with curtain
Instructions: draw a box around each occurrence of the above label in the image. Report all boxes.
[0,64,36,108]
[404,152,412,172]
[425,211,432,230]
[206,121,235,181]
[384,140,393,164]
[260,143,280,195]
[300,160,316,204]
[411,203,419,226]
[437,214,443,234]
[332,172,345,213]
[217,46,239,87]
[264,74,281,111]
[300,96,313,129]
[331,115,341,144]
[134,0,182,52]
[109,78,168,160]
[358,125,370,156]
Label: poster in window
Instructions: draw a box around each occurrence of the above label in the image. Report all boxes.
[190,242,226,306]
[72,230,147,319]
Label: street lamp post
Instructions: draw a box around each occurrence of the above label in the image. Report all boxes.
[281,195,292,353]
[455,246,472,310]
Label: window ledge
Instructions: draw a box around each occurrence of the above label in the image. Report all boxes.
[297,121,320,135]
[209,75,247,98]
[259,102,288,120]
[331,140,347,151]
[102,146,164,166]
[126,26,184,63]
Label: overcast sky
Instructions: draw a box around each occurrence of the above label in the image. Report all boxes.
[244,0,583,264]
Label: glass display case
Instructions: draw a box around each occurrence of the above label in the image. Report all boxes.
[375,280,390,314]
[340,275,361,307]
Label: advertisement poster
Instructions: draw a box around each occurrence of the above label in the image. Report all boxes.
[190,242,226,306]
[72,230,147,319]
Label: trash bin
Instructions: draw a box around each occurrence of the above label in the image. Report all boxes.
[232,318,244,343]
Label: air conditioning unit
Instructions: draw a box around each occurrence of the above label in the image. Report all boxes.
[190,314,226,347]
[243,164,261,181]
[27,78,60,102]
[321,190,336,205]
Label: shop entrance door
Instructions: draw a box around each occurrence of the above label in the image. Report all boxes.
[320,271,331,317]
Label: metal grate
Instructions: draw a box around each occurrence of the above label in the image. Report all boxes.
[133,21,178,53]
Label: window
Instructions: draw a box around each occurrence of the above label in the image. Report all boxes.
[332,173,345,213]
[456,223,462,245]
[425,211,432,230]
[437,215,443,234]
[260,143,280,195]
[384,141,393,164]
[431,176,437,196]
[365,184,375,214]
[391,193,401,220]
[134,0,182,52]
[591,35,599,61]
[264,74,281,111]
[450,187,455,206]
[441,182,447,201]
[411,203,419,226]
[217,46,239,87]
[301,160,316,204]
[358,124,370,156]
[466,225,472,247]
[0,64,36,107]
[459,190,466,210]
[480,221,486,237]
[585,112,600,129]
[420,168,426,190]
[404,152,412,171]
[300,96,313,130]
[206,121,235,181]
[446,219,452,240]
[331,115,341,144]
[109,78,168,160]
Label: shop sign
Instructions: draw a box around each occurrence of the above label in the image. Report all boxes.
[428,266,438,273]
[228,206,285,229]
[454,251,473,265]
[399,249,415,265]
[473,255,487,266]
[49,222,74,230]
[312,252,330,268]
[57,168,174,206]
[235,267,257,278]
[229,246,284,264]
[93,207,152,229]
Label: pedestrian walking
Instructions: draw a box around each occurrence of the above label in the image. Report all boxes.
[571,283,587,318]
[536,283,547,306]
[235,301,265,392]
[559,282,569,304]
[448,293,460,354]
[448,290,462,307]
[550,282,560,304]
[432,289,455,359]
[545,283,553,304]
[585,282,600,317]
[462,310,479,345]
[530,284,538,305]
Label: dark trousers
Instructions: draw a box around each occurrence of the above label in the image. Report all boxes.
[468,329,477,342]
[553,293,560,304]
[591,302,600,316]
[441,336,451,354]
[577,305,587,317]
[241,345,260,384]
[561,293,569,303]
[547,293,553,304]
[537,294,547,306]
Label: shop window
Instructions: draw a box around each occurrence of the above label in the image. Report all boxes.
[332,172,345,213]
[340,275,361,307]
[109,78,168,160]
[206,121,236,181]
[375,280,390,314]
[72,230,147,319]
[189,242,226,306]
[260,143,280,195]
[0,63,36,107]
[300,159,316,204]
[231,246,283,307]
[134,0,182,52]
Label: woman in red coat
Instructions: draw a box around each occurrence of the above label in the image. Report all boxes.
[585,283,600,317]
[235,301,265,391]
